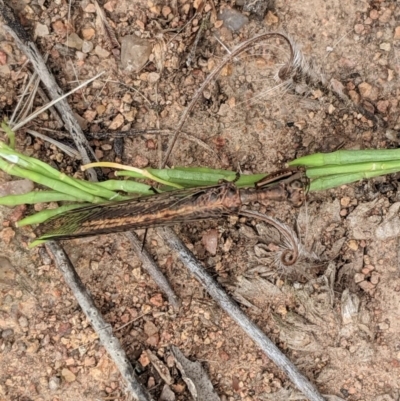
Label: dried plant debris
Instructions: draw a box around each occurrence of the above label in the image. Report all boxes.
[171,346,220,401]
[242,0,274,19]
[146,349,173,386]
[94,0,120,51]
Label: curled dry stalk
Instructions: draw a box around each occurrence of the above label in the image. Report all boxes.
[161,32,296,167]
[239,210,303,267]
[162,32,334,168]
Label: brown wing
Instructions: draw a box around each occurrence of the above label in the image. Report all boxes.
[36,183,240,241]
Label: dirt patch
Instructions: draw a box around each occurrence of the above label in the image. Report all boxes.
[0,0,400,400]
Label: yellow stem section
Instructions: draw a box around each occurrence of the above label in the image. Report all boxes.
[81,162,183,189]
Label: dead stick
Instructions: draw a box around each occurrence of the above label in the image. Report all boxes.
[0,3,179,397]
[159,227,326,401]
[0,1,98,182]
[46,241,154,401]
[125,231,181,310]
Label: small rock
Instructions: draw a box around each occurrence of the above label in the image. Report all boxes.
[27,340,40,353]
[0,179,34,197]
[219,8,249,32]
[159,384,176,401]
[379,9,391,23]
[104,1,116,12]
[265,11,279,25]
[377,100,389,114]
[144,321,159,337]
[109,113,124,130]
[369,9,379,20]
[82,40,94,53]
[101,144,112,151]
[202,229,219,255]
[35,23,49,37]
[162,6,172,18]
[81,27,95,40]
[147,72,160,83]
[84,3,96,13]
[340,197,351,207]
[133,155,149,168]
[49,376,61,391]
[1,328,14,339]
[61,368,76,383]
[0,228,15,245]
[139,351,150,367]
[380,42,391,52]
[358,82,372,98]
[370,271,380,285]
[394,26,400,40]
[66,33,83,50]
[18,316,29,328]
[121,36,152,72]
[378,322,389,330]
[149,293,164,307]
[354,24,364,34]
[52,20,67,36]
[348,90,360,104]
[95,45,110,58]
[348,239,358,251]
[354,273,365,283]
[358,280,374,292]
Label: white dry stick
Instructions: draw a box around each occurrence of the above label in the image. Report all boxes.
[0,3,179,398]
[46,241,154,401]
[159,227,326,401]
[0,1,99,182]
[125,231,181,310]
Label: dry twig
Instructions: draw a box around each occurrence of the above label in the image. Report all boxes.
[46,242,154,401]
[0,1,99,181]
[159,227,326,401]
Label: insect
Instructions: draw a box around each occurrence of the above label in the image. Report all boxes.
[35,169,306,242]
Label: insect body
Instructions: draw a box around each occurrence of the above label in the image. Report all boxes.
[36,170,306,241]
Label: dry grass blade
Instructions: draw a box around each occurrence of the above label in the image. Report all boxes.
[161,32,296,167]
[25,129,80,158]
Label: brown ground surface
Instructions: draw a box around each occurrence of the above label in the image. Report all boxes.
[1,0,400,400]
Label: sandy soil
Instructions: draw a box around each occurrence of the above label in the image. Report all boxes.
[0,0,400,400]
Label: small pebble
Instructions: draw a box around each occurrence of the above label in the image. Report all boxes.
[354,273,365,283]
[66,33,83,50]
[82,40,94,53]
[2,328,14,338]
[35,23,49,37]
[49,376,61,391]
[370,271,380,285]
[95,45,110,58]
[219,8,249,32]
[147,72,160,83]
[61,368,76,383]
[354,24,364,34]
[379,42,391,52]
[121,36,152,72]
[202,229,219,255]
[348,240,359,251]
[18,316,29,328]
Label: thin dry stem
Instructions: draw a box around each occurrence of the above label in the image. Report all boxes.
[46,241,154,401]
[161,32,295,167]
[159,227,326,401]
